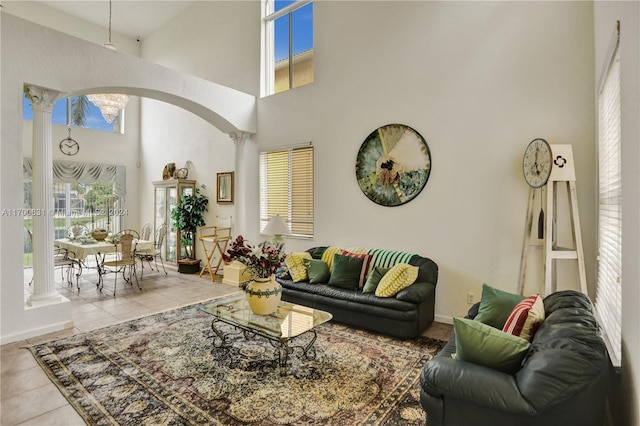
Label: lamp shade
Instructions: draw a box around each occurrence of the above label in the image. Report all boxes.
[263,214,291,236]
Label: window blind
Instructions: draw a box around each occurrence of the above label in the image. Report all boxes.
[259,145,314,238]
[595,25,621,365]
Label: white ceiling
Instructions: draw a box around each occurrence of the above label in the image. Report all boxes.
[38,1,195,39]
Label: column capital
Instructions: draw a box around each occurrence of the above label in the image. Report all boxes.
[25,86,59,112]
[228,132,251,145]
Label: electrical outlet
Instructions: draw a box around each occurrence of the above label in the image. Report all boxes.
[467,293,475,304]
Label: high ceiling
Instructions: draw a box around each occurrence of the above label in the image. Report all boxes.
[38,1,195,39]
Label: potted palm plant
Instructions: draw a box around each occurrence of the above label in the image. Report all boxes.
[170,184,209,273]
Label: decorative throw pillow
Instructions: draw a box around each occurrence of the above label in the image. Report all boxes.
[284,252,312,282]
[474,283,525,329]
[375,263,419,297]
[362,266,390,293]
[321,246,343,271]
[452,317,531,374]
[303,258,331,284]
[340,250,373,289]
[502,294,545,341]
[328,254,364,290]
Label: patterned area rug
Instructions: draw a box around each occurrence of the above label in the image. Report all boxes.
[28,296,445,425]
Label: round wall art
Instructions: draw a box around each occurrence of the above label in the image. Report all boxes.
[356,124,431,207]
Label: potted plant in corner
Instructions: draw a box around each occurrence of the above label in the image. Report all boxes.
[170,184,209,273]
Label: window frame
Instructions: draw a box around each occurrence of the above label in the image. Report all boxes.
[595,21,622,369]
[259,143,314,239]
[262,0,313,96]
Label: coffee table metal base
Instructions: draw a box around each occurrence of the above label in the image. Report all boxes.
[208,318,318,375]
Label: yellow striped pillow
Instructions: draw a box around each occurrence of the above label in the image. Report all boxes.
[375,263,419,297]
[321,246,342,271]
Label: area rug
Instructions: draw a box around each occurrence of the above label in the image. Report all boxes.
[28,296,445,425]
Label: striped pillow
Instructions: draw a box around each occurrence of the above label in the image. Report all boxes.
[321,246,342,271]
[340,250,373,289]
[502,294,545,341]
[367,249,415,269]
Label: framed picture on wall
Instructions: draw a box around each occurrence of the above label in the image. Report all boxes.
[217,172,234,204]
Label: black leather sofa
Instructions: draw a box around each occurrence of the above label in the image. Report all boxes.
[419,290,611,426]
[276,247,438,339]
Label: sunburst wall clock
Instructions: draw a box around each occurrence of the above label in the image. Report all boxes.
[356,124,432,207]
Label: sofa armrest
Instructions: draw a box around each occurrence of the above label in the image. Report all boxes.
[421,356,536,416]
[395,281,434,303]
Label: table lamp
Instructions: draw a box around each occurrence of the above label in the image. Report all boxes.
[263,214,291,245]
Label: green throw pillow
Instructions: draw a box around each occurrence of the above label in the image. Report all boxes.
[304,258,330,284]
[363,266,390,293]
[474,283,525,329]
[328,254,363,290]
[452,317,531,374]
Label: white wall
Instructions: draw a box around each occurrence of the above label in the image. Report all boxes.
[254,1,596,321]
[594,2,640,424]
[138,1,261,258]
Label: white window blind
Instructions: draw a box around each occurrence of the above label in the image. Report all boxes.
[259,144,314,238]
[595,23,621,366]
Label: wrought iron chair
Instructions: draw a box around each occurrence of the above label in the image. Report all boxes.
[136,223,154,278]
[147,224,168,275]
[140,222,152,241]
[99,232,140,296]
[54,245,82,291]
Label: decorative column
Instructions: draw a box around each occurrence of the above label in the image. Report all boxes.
[25,86,62,307]
[229,132,251,237]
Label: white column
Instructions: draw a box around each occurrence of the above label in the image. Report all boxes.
[26,86,62,307]
[229,132,251,237]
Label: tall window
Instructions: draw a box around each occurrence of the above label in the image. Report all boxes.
[23,93,124,133]
[263,0,314,96]
[595,23,621,366]
[259,144,314,238]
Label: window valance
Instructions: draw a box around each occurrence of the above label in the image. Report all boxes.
[23,158,126,201]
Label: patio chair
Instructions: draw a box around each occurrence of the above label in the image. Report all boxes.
[140,222,152,241]
[54,245,82,291]
[99,232,140,296]
[138,224,168,279]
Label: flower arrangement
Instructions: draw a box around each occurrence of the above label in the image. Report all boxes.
[223,235,287,280]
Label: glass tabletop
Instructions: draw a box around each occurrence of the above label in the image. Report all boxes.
[200,293,332,340]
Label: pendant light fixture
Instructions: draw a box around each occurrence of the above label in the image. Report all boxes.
[87,0,129,124]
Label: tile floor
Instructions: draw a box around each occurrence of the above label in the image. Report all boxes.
[1,265,452,425]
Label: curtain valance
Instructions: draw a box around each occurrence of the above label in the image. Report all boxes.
[23,158,126,201]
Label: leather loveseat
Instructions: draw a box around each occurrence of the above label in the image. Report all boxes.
[419,290,611,426]
[276,246,438,339]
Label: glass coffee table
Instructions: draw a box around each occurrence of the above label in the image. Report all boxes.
[200,293,333,375]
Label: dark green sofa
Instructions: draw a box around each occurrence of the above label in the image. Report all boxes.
[419,290,611,426]
[276,246,438,339]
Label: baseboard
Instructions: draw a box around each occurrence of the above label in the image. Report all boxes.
[0,320,74,346]
[434,314,453,325]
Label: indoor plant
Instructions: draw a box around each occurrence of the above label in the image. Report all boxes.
[170,185,209,269]
[223,235,287,314]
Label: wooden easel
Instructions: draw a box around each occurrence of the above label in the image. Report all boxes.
[198,225,231,281]
[517,144,587,296]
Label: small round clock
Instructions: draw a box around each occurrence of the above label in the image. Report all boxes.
[523,138,552,188]
[59,137,79,156]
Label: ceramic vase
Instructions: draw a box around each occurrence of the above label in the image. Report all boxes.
[245,275,282,315]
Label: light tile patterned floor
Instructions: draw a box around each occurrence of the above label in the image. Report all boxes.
[1,266,452,425]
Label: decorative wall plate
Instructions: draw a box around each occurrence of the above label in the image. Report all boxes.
[356,124,431,207]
